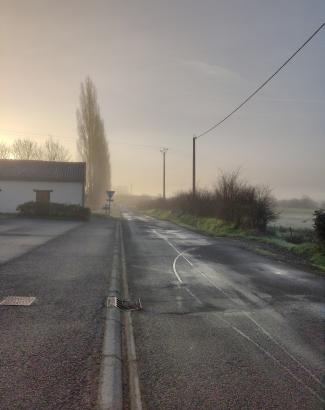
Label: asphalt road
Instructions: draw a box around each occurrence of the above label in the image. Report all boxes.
[122,212,325,410]
[0,217,81,264]
[0,217,117,410]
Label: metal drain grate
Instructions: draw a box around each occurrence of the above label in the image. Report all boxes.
[107,296,142,311]
[0,296,36,306]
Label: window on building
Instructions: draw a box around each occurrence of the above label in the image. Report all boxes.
[34,190,52,204]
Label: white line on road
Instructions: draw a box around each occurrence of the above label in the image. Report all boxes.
[172,247,197,284]
[153,229,193,266]
[172,253,184,284]
[153,229,202,304]
[153,226,324,396]
[244,312,325,388]
[192,266,325,389]
[184,287,203,305]
[217,314,325,404]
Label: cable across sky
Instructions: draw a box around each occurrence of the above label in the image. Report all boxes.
[196,22,325,139]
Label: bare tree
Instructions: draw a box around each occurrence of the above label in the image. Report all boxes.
[0,142,11,159]
[76,77,111,209]
[43,137,71,161]
[11,138,42,160]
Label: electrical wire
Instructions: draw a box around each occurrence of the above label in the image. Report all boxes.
[196,22,325,139]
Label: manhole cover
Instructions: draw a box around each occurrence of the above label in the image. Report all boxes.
[0,296,36,306]
[107,296,142,311]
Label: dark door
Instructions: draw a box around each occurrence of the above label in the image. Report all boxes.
[35,190,51,203]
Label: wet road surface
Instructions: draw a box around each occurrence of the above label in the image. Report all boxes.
[122,212,325,410]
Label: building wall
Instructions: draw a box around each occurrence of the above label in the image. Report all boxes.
[0,180,84,213]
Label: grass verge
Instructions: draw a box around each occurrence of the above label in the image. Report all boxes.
[144,209,325,272]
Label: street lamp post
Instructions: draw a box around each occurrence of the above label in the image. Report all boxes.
[160,148,168,199]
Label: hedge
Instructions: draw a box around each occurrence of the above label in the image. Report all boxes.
[314,209,325,244]
[16,201,90,221]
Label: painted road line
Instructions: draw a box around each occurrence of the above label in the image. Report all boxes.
[98,222,123,410]
[217,314,325,404]
[244,312,325,388]
[153,229,193,266]
[154,225,324,395]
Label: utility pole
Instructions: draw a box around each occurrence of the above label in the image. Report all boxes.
[160,148,168,199]
[192,135,197,197]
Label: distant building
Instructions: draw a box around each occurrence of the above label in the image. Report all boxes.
[0,159,86,213]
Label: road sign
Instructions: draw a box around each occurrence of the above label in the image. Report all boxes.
[106,190,115,200]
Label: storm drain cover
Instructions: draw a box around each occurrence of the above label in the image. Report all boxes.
[107,296,142,311]
[0,296,36,306]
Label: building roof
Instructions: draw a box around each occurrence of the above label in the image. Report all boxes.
[0,160,86,183]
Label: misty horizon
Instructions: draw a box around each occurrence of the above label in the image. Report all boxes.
[1,1,324,200]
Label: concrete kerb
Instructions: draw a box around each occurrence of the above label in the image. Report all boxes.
[98,221,123,410]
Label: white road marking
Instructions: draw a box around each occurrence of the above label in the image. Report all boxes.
[172,248,197,284]
[217,314,325,404]
[153,230,202,304]
[152,226,324,398]
[184,287,202,305]
[153,229,193,266]
[153,229,193,284]
[172,253,184,284]
[194,267,325,389]
[244,312,325,388]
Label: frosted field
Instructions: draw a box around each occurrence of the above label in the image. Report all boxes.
[272,208,315,229]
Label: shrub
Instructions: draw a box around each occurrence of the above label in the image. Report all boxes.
[16,201,90,221]
[313,209,325,244]
[139,171,278,232]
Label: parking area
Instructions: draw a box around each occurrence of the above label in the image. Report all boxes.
[0,217,82,264]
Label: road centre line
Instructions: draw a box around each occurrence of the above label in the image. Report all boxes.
[244,312,325,388]
[192,264,324,390]
[152,227,323,392]
[194,266,324,388]
[217,314,325,404]
[184,287,202,305]
[152,229,193,266]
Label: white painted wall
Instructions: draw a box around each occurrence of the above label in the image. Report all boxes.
[0,180,84,213]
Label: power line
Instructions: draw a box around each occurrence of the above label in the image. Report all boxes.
[109,139,163,150]
[0,129,191,158]
[196,22,325,139]
[109,139,190,156]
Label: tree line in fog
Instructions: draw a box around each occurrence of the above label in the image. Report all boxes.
[0,137,71,162]
[276,196,325,210]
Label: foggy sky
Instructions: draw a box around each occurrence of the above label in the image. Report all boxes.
[1,0,324,199]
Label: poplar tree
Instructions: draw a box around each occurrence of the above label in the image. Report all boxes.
[76,77,111,209]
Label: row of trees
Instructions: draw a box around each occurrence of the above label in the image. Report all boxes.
[0,137,71,161]
[277,196,325,210]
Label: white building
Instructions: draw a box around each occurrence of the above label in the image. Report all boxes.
[0,160,86,213]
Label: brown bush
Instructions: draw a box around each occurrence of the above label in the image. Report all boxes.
[140,171,278,232]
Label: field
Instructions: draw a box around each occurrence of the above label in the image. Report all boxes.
[273,208,315,229]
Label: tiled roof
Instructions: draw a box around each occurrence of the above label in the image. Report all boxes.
[0,160,86,183]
